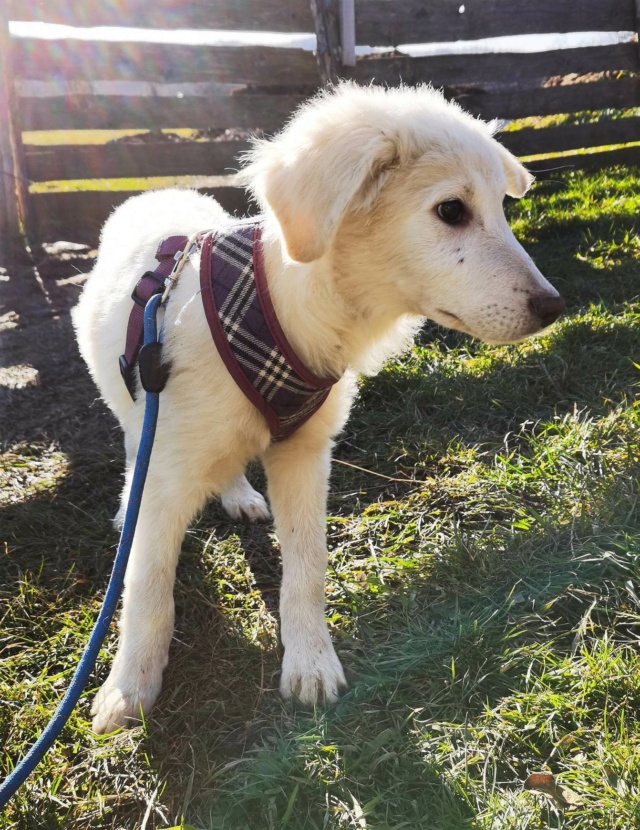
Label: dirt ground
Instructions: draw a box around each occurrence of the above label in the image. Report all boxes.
[0,245,114,465]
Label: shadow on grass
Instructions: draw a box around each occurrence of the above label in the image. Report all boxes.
[0,309,284,827]
[181,495,639,829]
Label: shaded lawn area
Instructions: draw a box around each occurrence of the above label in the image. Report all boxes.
[1,167,639,829]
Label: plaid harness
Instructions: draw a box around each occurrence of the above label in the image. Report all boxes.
[121,221,337,441]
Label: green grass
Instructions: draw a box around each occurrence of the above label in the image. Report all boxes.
[1,166,640,829]
[29,175,237,194]
[22,129,199,146]
[502,107,640,131]
[23,129,237,194]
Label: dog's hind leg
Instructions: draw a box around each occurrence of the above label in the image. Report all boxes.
[112,429,140,531]
[92,461,210,733]
[92,434,243,733]
[263,431,347,706]
[220,473,270,523]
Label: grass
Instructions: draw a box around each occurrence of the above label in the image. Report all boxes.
[1,166,640,829]
[29,175,237,194]
[520,142,640,165]
[23,129,237,194]
[501,107,640,132]
[22,129,199,146]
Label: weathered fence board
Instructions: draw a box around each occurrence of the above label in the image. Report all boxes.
[6,0,640,256]
[456,77,640,121]
[25,140,252,182]
[11,0,635,42]
[501,118,640,157]
[14,36,639,92]
[32,139,640,245]
[354,44,639,88]
[19,76,640,134]
[15,42,640,99]
[356,0,636,46]
[19,93,306,132]
[22,115,640,185]
[31,186,254,244]
[24,117,640,186]
[8,0,312,32]
[12,39,320,87]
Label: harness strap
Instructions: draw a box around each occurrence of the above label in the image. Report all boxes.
[119,235,188,399]
[200,224,336,441]
[119,223,339,439]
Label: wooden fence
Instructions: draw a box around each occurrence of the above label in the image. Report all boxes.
[2,0,640,255]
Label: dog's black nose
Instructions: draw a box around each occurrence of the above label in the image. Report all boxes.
[528,294,566,328]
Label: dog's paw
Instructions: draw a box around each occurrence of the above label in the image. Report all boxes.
[221,478,271,523]
[280,639,347,705]
[91,667,163,734]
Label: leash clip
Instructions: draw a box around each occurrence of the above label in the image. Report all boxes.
[138,341,170,394]
[139,293,170,394]
[160,235,199,305]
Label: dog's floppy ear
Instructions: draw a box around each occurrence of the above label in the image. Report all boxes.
[497,143,534,198]
[241,113,399,263]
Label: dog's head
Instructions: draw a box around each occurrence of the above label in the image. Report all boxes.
[242,83,563,344]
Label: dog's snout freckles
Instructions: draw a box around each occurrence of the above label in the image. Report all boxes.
[528,294,566,329]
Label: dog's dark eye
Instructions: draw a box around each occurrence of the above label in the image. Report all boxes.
[437,200,465,224]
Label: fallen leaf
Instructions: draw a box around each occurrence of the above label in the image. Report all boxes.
[524,772,583,810]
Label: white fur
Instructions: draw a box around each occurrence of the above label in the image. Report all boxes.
[72,83,561,732]
[220,474,271,523]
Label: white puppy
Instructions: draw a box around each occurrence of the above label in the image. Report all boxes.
[73,83,563,733]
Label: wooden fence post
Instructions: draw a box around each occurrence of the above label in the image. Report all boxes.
[309,0,342,84]
[0,10,31,268]
[340,0,356,68]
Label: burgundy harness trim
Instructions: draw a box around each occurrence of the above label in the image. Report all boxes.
[200,223,336,440]
[121,223,337,441]
[120,235,188,398]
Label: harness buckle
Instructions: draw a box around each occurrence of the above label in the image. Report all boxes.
[160,238,199,305]
[119,355,137,400]
[131,272,164,307]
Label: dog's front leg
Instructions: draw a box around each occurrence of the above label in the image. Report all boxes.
[263,433,346,705]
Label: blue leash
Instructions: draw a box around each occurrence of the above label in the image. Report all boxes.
[0,294,165,809]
